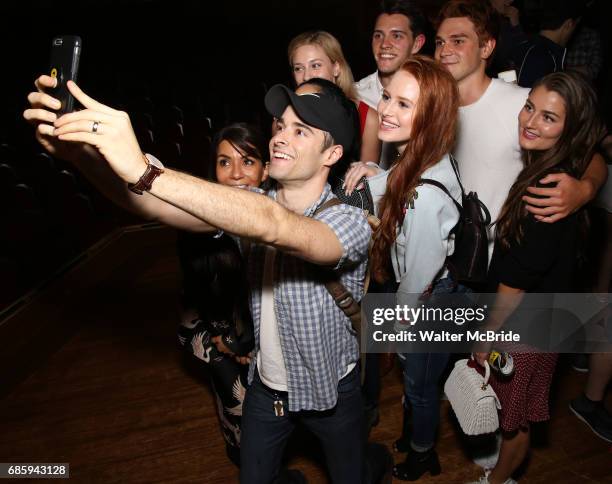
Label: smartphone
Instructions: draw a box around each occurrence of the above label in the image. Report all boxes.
[48,35,82,115]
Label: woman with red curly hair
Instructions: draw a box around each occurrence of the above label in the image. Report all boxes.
[344,55,466,481]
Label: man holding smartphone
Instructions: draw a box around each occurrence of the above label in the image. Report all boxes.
[25,76,370,483]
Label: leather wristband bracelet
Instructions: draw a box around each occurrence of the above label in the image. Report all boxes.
[128,154,165,195]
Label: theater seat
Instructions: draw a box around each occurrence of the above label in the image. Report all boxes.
[13,183,40,213]
[159,122,184,145]
[56,170,79,199]
[152,140,182,167]
[0,143,18,165]
[0,164,19,211]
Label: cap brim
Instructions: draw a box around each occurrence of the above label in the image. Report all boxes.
[264,83,355,158]
[264,84,329,133]
[264,84,294,119]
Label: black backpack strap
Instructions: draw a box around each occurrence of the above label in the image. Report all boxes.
[419,178,462,213]
[448,154,466,196]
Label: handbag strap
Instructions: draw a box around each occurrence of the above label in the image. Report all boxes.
[312,198,362,334]
[470,354,491,389]
[313,197,366,382]
[483,360,491,388]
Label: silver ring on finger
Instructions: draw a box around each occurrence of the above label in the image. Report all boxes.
[92,121,101,134]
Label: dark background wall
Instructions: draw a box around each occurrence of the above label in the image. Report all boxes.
[2,0,389,140]
[1,0,399,310]
[0,0,610,312]
[3,0,610,138]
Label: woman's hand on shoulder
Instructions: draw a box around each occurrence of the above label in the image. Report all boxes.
[342,161,380,195]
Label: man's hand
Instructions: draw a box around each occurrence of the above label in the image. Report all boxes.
[502,5,520,26]
[23,75,96,162]
[491,0,520,26]
[53,81,147,184]
[235,353,253,365]
[211,335,234,356]
[212,336,252,364]
[523,172,591,223]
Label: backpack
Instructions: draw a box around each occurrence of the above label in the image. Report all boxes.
[420,155,491,285]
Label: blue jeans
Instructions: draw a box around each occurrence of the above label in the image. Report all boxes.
[397,352,450,451]
[240,367,363,484]
[397,276,472,451]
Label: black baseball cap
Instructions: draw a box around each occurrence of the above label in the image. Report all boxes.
[264,84,356,156]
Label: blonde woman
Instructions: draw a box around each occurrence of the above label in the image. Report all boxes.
[288,30,381,164]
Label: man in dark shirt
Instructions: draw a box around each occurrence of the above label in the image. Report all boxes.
[514,0,583,87]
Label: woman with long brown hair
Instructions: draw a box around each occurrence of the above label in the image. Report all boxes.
[344,55,465,481]
[470,71,605,484]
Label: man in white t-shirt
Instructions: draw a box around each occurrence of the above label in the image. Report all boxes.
[435,0,607,261]
[435,2,607,482]
[355,0,427,166]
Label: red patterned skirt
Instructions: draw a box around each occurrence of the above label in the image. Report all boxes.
[488,352,558,432]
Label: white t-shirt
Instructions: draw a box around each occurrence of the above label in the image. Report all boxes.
[453,78,529,259]
[355,71,395,168]
[355,71,383,110]
[256,247,288,391]
[256,247,356,392]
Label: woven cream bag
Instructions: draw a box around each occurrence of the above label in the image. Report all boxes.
[444,358,501,435]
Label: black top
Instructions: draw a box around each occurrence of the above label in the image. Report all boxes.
[176,231,255,356]
[485,213,582,351]
[513,34,566,88]
[487,212,579,293]
[488,18,527,77]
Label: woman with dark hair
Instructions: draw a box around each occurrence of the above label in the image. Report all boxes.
[176,122,269,467]
[344,55,465,481]
[470,71,605,484]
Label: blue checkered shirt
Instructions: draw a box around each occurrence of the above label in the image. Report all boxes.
[242,184,370,411]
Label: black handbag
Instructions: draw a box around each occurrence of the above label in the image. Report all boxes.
[332,175,375,215]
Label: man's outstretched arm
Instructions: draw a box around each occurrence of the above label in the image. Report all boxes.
[147,168,346,265]
[51,81,349,266]
[68,147,218,232]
